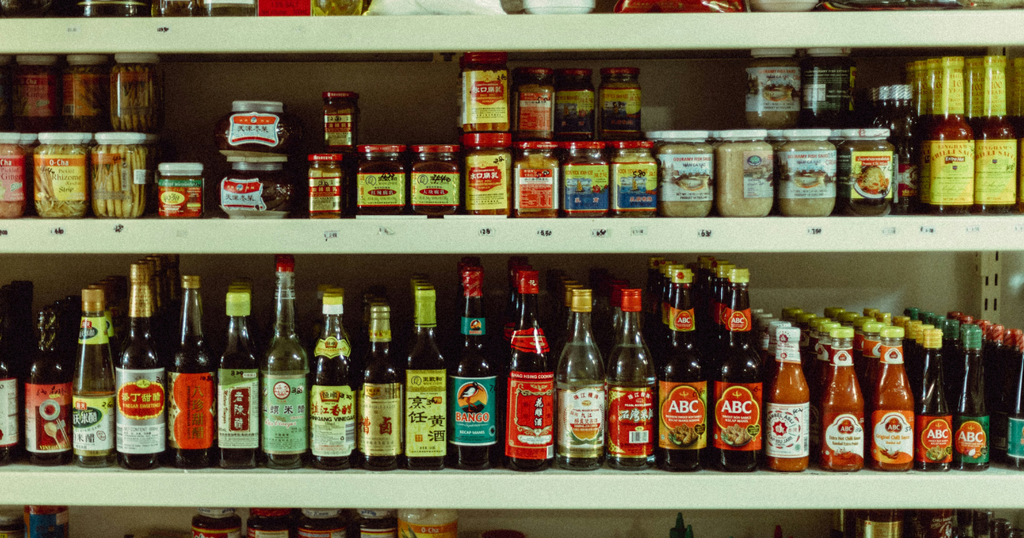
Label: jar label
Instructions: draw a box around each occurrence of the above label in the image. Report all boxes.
[563,162,609,213]
[556,384,606,459]
[397,521,455,538]
[72,393,115,455]
[928,140,974,205]
[228,113,280,147]
[821,411,864,467]
[555,90,594,136]
[298,529,344,538]
[218,368,259,450]
[505,370,555,461]
[897,162,918,201]
[194,526,241,538]
[15,72,58,118]
[35,154,87,202]
[517,90,553,132]
[221,178,267,211]
[405,370,446,458]
[741,150,773,199]
[915,414,953,463]
[746,66,801,113]
[1007,416,1024,460]
[462,69,509,126]
[465,153,510,211]
[324,113,353,148]
[262,373,308,454]
[779,150,837,200]
[311,384,356,458]
[62,72,104,118]
[115,367,166,455]
[515,167,557,210]
[449,375,497,446]
[25,382,71,453]
[168,372,215,450]
[871,409,913,465]
[0,154,25,203]
[974,139,1016,204]
[879,344,903,364]
[411,172,459,208]
[656,153,713,202]
[357,172,404,208]
[658,381,707,451]
[159,177,203,218]
[712,381,762,451]
[844,151,894,201]
[801,66,851,114]
[611,161,657,212]
[765,401,810,458]
[78,316,107,345]
[28,511,69,538]
[359,382,402,457]
[953,415,989,464]
[92,152,133,201]
[0,378,17,448]
[600,88,641,134]
[309,169,342,215]
[360,528,396,538]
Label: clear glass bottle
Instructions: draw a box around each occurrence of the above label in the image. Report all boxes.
[555,288,605,471]
[72,288,116,468]
[404,286,446,471]
[218,289,259,469]
[605,288,655,470]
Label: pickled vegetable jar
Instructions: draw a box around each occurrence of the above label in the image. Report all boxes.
[34,132,90,218]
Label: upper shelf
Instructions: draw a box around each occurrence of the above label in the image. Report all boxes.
[0,12,1017,55]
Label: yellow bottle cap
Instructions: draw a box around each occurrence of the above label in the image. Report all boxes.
[699,256,716,269]
[226,290,251,317]
[795,312,817,325]
[820,322,842,334]
[809,318,826,331]
[729,268,750,284]
[82,288,105,311]
[893,316,911,328]
[838,312,858,325]
[716,264,735,279]
[880,326,905,339]
[563,283,583,307]
[863,321,884,334]
[863,308,879,317]
[324,289,344,306]
[781,307,804,321]
[660,262,676,276]
[875,312,892,325]
[823,307,845,320]
[905,320,923,341]
[853,315,872,329]
[923,328,944,349]
[671,268,693,285]
[182,275,200,289]
[648,256,665,269]
[830,327,855,339]
[570,289,593,313]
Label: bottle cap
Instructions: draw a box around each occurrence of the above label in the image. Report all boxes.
[947,311,965,321]
[226,290,250,317]
[880,326,904,339]
[275,254,295,273]
[517,270,540,295]
[671,267,693,285]
[875,312,892,325]
[829,327,854,339]
[905,320,923,341]
[570,289,593,313]
[862,321,884,334]
[728,268,749,284]
[129,262,148,283]
[715,264,734,279]
[82,288,105,311]
[609,281,627,308]
[893,316,910,328]
[562,283,582,307]
[853,316,872,329]
[182,275,200,289]
[620,289,642,312]
[862,308,879,317]
[324,288,344,306]
[809,318,826,332]
[943,318,961,340]
[823,307,845,320]
[838,312,858,325]
[659,262,676,277]
[819,322,841,336]
[648,256,665,269]
[961,324,983,350]
[780,307,804,321]
[197,508,236,518]
[904,307,920,320]
[795,312,816,325]
[988,324,1006,342]
[1007,329,1023,349]
[322,91,359,100]
[975,319,991,335]
[301,509,341,519]
[923,328,944,349]
[961,315,975,325]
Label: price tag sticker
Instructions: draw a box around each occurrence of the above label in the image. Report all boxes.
[49,227,66,236]
[630,227,648,237]
[965,225,980,233]
[881,227,897,236]
[698,229,712,238]
[591,228,610,238]
[0,229,8,237]
[66,26,80,33]
[479,227,494,237]
[537,229,553,238]
[807,227,823,236]
[920,226,936,235]
[324,230,339,242]
[378,226,395,236]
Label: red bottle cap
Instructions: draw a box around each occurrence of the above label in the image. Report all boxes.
[461,52,508,66]
[308,153,343,162]
[556,68,592,77]
[517,269,540,295]
[359,144,406,153]
[620,289,642,312]
[461,132,512,148]
[989,324,1006,343]
[561,141,605,150]
[609,280,628,307]
[411,144,460,153]
[250,509,292,517]
[960,315,975,325]
[275,254,294,273]
[975,319,991,334]
[461,267,483,298]
[601,67,640,76]
[322,91,359,100]
[515,141,559,150]
[609,140,654,149]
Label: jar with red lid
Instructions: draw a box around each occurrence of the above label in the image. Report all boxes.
[554,68,595,141]
[463,132,512,216]
[308,153,344,219]
[14,55,60,133]
[560,141,609,217]
[513,141,558,218]
[410,144,459,217]
[609,140,657,217]
[512,67,554,141]
[192,508,241,538]
[322,91,359,151]
[460,52,509,133]
[247,509,295,538]
[357,144,406,216]
[598,67,642,141]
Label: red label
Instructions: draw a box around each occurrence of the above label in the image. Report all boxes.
[723,308,752,332]
[25,382,72,453]
[505,371,554,460]
[863,337,881,359]
[669,307,695,332]
[16,73,58,117]
[229,387,251,432]
[821,411,865,468]
[469,166,503,192]
[658,381,706,450]
[117,379,165,420]
[607,386,653,457]
[258,0,309,15]
[223,179,261,194]
[473,81,505,105]
[169,372,215,450]
[712,381,762,451]
[194,527,241,538]
[879,344,903,364]
[915,414,953,463]
[510,328,550,354]
[871,409,914,465]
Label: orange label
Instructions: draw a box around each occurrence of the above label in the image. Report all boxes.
[722,307,751,332]
[168,372,215,450]
[669,307,695,332]
[863,337,881,359]
[398,521,456,538]
[659,381,706,450]
[915,414,953,463]
[712,382,762,451]
[871,410,914,465]
[879,344,903,364]
[954,419,987,459]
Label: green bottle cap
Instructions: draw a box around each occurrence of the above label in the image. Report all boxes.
[943,318,961,340]
[904,307,920,320]
[960,324,983,349]
[226,290,250,317]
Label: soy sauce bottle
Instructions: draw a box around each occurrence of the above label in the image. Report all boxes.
[915,329,952,471]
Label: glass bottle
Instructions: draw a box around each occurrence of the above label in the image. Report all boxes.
[969,56,1017,214]
[218,289,259,469]
[115,262,164,470]
[262,255,309,470]
[605,288,655,470]
[954,324,989,471]
[360,304,402,471]
[397,510,457,538]
[1006,330,1024,469]
[167,275,215,469]
[404,285,446,471]
[766,325,810,472]
[310,288,356,470]
[870,326,914,471]
[25,309,72,466]
[942,317,962,402]
[358,510,397,538]
[915,329,952,471]
[555,288,605,471]
[884,85,918,214]
[0,290,15,466]
[927,57,975,215]
[72,288,116,468]
[820,326,864,472]
[987,325,1008,463]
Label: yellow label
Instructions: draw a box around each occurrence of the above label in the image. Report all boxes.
[358,383,402,457]
[929,140,975,205]
[79,316,109,345]
[984,61,1008,117]
[411,172,459,207]
[357,172,405,208]
[465,153,510,211]
[324,113,353,147]
[35,154,87,202]
[975,139,1017,204]
[314,336,351,359]
[966,59,985,118]
[461,69,509,125]
[849,151,894,201]
[405,369,446,457]
[934,60,965,116]
[309,169,342,213]
[919,149,932,204]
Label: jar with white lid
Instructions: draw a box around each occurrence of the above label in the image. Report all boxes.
[0,131,27,218]
[776,128,837,217]
[837,128,895,216]
[34,132,90,218]
[91,131,149,218]
[715,129,773,217]
[746,49,800,130]
[111,54,162,134]
[157,162,204,218]
[654,130,713,218]
[766,130,787,151]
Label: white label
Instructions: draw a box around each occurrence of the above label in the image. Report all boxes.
[803,83,827,107]
[765,401,810,458]
[72,395,115,453]
[556,385,606,458]
[657,153,714,202]
[743,151,774,199]
[824,412,864,456]
[872,410,913,460]
[218,369,259,449]
[0,378,16,448]
[133,169,148,185]
[779,150,837,199]
[227,113,280,147]
[221,178,267,211]
[114,368,166,455]
[746,66,801,113]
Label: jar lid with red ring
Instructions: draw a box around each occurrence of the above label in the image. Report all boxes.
[516,141,560,150]
[561,141,606,150]
[556,68,592,77]
[322,91,359,100]
[600,67,640,77]
[609,141,654,149]
[358,144,406,153]
[461,132,511,148]
[411,145,460,153]
[513,67,554,77]
[461,52,508,67]
[309,153,344,162]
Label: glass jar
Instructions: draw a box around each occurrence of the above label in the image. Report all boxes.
[356,144,406,216]
[609,140,657,217]
[560,140,608,217]
[0,509,25,538]
[0,132,27,218]
[460,52,509,133]
[34,132,89,218]
[309,153,344,219]
[0,0,52,17]
[91,131,149,219]
[715,129,773,217]
[111,54,163,134]
[297,509,346,538]
[746,49,800,129]
[358,510,396,538]
[192,509,241,538]
[837,128,895,216]
[206,0,255,15]
[157,162,203,218]
[322,91,359,151]
[776,128,837,217]
[410,144,459,217]
[25,507,68,538]
[654,130,714,218]
[80,0,146,15]
[63,55,110,133]
[513,141,559,218]
[248,509,294,538]
[312,0,363,14]
[397,510,456,538]
[801,48,855,129]
[463,132,512,216]
[221,161,295,218]
[14,55,60,134]
[554,68,594,141]
[215,100,300,158]
[512,67,554,141]
[0,56,11,131]
[155,0,198,17]
[766,130,787,151]
[598,67,641,140]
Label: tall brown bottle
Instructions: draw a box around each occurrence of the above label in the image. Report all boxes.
[926,57,975,215]
[970,56,1017,214]
[25,309,72,466]
[914,329,952,471]
[360,304,403,471]
[167,275,215,468]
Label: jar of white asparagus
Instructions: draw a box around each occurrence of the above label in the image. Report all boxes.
[91,132,149,218]
[110,54,163,134]
[34,132,89,218]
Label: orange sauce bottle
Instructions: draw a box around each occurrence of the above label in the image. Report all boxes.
[766,325,810,472]
[870,326,914,471]
[820,326,865,472]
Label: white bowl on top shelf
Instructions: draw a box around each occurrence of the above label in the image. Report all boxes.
[523,0,595,13]
[749,0,819,10]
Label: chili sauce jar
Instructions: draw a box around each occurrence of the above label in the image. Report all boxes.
[560,140,608,217]
[410,144,460,217]
[192,508,242,538]
[463,133,512,216]
[460,52,509,133]
[609,140,657,217]
[512,67,555,141]
[598,67,641,140]
[554,68,595,141]
[357,144,407,215]
[322,91,359,151]
[157,162,204,218]
[513,141,559,218]
[308,153,344,219]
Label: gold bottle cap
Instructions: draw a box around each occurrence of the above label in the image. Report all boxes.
[563,282,583,307]
[182,275,201,289]
[715,263,734,279]
[698,256,716,269]
[781,307,804,321]
[570,288,593,313]
[659,261,675,276]
[648,256,664,269]
[863,307,879,317]
[728,267,749,284]
[893,315,910,328]
[875,312,892,325]
[82,288,105,311]
[905,320,923,341]
[129,262,149,283]
[795,312,817,325]
[671,267,693,285]
[923,328,944,349]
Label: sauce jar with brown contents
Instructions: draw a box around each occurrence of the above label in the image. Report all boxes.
[598,67,642,140]
[776,129,837,217]
[746,49,801,130]
[554,69,594,141]
[460,52,509,133]
[220,161,295,218]
[215,100,299,158]
[513,141,558,218]
[463,133,512,216]
[837,128,894,216]
[192,508,241,538]
[561,141,608,217]
[410,144,459,217]
[308,153,344,219]
[512,68,554,141]
[322,91,359,151]
[357,144,406,216]
[14,55,60,133]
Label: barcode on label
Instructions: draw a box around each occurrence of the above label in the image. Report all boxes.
[628,430,649,444]
[345,421,355,446]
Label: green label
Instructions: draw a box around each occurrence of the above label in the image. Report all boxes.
[1008,416,1024,460]
[358,172,405,208]
[449,375,497,446]
[954,414,990,464]
[405,369,446,457]
[78,316,109,345]
[311,384,355,458]
[461,317,485,336]
[72,394,115,455]
[218,368,259,449]
[261,374,308,454]
[158,178,202,188]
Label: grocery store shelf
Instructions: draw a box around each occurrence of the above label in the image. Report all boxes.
[0,12,1016,55]
[0,216,1020,255]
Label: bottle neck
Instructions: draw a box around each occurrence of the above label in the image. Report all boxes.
[667,283,695,346]
[567,310,594,343]
[933,66,965,116]
[461,293,485,344]
[725,282,751,345]
[982,65,1007,118]
[273,271,297,338]
[225,315,252,350]
[128,281,153,319]
[517,292,541,329]
[321,313,343,338]
[616,310,644,347]
[179,288,204,345]
[127,314,152,340]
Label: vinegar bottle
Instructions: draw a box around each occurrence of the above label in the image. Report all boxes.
[766,325,810,472]
[218,289,259,469]
[820,326,864,472]
[72,288,116,468]
[168,275,215,469]
[555,288,606,471]
[870,326,914,471]
[24,309,72,466]
[310,288,357,470]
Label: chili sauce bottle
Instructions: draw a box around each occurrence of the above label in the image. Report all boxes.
[605,288,655,470]
[555,288,606,471]
[766,325,810,472]
[404,285,446,471]
[218,288,259,469]
[927,57,975,215]
[820,326,864,472]
[970,56,1017,214]
[870,326,914,471]
[310,288,357,470]
[72,288,116,468]
[810,320,841,460]
[954,324,989,471]
[360,304,403,471]
[915,328,952,471]
[25,308,72,466]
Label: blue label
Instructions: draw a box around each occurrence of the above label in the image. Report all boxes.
[29,512,68,538]
[1007,417,1024,460]
[563,163,609,214]
[448,375,497,446]
[461,317,486,336]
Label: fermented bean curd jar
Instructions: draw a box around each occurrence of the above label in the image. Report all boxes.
[598,67,641,140]
[215,100,300,158]
[192,508,241,538]
[14,55,60,133]
[837,128,894,216]
[410,144,460,217]
[356,144,406,216]
[308,153,343,219]
[110,54,163,134]
[746,49,800,129]
[34,132,89,218]
[460,53,509,133]
[560,140,608,217]
[322,91,359,151]
[62,55,109,133]
[512,68,555,141]
[715,130,774,217]
[463,133,512,216]
[609,140,657,217]
[554,68,595,141]
[157,162,203,218]
[653,130,713,218]
[513,141,558,218]
[0,132,26,218]
[776,129,837,217]
[91,131,149,219]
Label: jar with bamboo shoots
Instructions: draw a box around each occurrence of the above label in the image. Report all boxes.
[91,132,149,218]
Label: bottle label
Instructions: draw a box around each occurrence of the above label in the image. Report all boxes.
[0,378,16,447]
[314,336,351,359]
[228,112,280,147]
[465,153,511,212]
[62,73,103,117]
[863,337,881,359]
[359,382,402,456]
[765,401,810,458]
[115,367,166,455]
[248,531,288,538]
[517,90,553,132]
[606,386,654,459]
[510,327,550,354]
[460,317,486,336]
[721,307,752,332]
[555,89,594,135]
[871,410,914,465]
[611,161,657,212]
[27,510,69,538]
[801,66,850,113]
[831,348,854,366]
[746,66,801,113]
[928,140,974,206]
[953,415,989,464]
[656,153,713,202]
[915,414,953,463]
[449,375,497,446]
[298,528,344,538]
[35,154,87,203]
[505,370,555,460]
[992,410,1008,451]
[25,382,72,453]
[397,521,456,538]
[779,150,837,200]
[879,344,903,364]
[218,368,259,450]
[1007,416,1024,460]
[712,381,762,451]
[78,316,109,345]
[412,172,459,208]
[262,373,308,454]
[357,172,405,208]
[668,307,695,332]
[72,393,115,455]
[311,384,356,458]
[742,151,774,199]
[897,162,918,201]
[405,369,446,457]
[821,411,864,467]
[0,154,26,203]
[658,380,707,450]
[195,527,241,538]
[600,88,641,133]
[167,371,215,450]
[557,384,606,459]
[514,167,557,211]
[324,112,353,147]
[462,69,509,125]
[309,168,342,215]
[563,163,609,214]
[974,139,1016,204]
[159,176,203,218]
[221,177,269,211]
